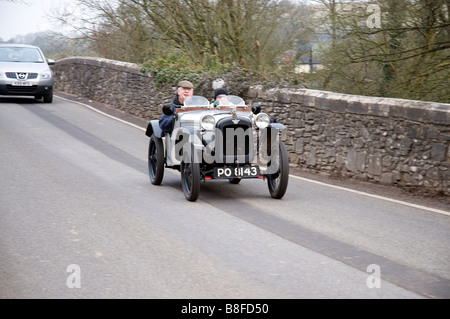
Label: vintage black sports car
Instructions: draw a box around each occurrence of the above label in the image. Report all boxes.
[145,95,289,201]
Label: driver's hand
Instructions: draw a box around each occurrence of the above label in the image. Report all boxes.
[162,103,174,115]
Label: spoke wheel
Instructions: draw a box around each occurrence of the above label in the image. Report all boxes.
[148,135,164,185]
[267,141,289,199]
[181,153,200,202]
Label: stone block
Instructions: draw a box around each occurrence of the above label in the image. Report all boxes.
[295,138,304,154]
[431,143,447,161]
[290,90,305,104]
[306,148,317,166]
[313,92,347,113]
[346,149,366,172]
[426,167,440,180]
[368,155,382,176]
[276,89,292,103]
[347,97,368,114]
[302,91,319,107]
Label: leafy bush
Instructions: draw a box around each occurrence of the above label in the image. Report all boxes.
[140,51,232,87]
[140,50,306,98]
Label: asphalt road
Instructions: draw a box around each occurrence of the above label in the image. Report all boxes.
[1,94,449,299]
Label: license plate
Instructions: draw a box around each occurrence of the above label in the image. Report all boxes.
[12,81,32,86]
[214,165,260,178]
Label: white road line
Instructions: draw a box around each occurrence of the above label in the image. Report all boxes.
[290,175,450,216]
[56,95,146,131]
[56,94,450,216]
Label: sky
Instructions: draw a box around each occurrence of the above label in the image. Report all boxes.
[0,0,314,42]
[0,0,73,41]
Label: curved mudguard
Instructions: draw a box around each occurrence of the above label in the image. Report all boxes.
[172,126,203,153]
[269,123,286,130]
[145,120,164,138]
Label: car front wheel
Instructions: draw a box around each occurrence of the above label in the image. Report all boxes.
[43,92,53,103]
[148,135,164,185]
[181,151,200,202]
[267,141,289,199]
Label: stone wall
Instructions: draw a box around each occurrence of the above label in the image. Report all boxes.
[245,87,450,196]
[53,56,173,119]
[52,57,450,196]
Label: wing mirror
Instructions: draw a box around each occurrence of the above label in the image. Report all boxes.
[252,102,261,115]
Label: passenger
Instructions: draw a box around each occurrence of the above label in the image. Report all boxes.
[159,80,194,134]
[213,87,228,107]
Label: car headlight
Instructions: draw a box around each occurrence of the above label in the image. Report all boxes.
[201,115,215,130]
[254,112,270,129]
[40,70,52,80]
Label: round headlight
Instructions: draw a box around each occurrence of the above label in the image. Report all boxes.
[201,115,215,130]
[254,113,270,129]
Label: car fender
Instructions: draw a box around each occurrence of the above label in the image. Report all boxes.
[268,123,286,130]
[145,120,164,138]
[169,126,203,164]
[173,125,203,151]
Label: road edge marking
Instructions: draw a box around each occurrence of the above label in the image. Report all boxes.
[56,94,146,131]
[290,175,450,216]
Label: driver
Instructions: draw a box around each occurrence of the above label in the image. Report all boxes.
[159,80,194,134]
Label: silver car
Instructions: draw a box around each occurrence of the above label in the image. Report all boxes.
[0,44,54,103]
[145,95,289,201]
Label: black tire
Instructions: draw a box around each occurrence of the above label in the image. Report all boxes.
[229,178,241,184]
[267,141,289,199]
[181,150,200,202]
[43,92,53,103]
[148,135,164,185]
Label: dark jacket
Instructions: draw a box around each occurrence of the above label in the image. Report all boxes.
[159,95,182,134]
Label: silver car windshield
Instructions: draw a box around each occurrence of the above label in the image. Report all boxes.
[217,95,246,107]
[0,47,45,63]
[183,95,210,107]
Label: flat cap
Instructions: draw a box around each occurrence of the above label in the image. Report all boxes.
[178,80,194,89]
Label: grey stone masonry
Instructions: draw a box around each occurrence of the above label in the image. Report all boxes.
[52,57,450,196]
[53,56,174,119]
[246,86,450,196]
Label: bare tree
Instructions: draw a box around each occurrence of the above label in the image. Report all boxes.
[131,0,298,69]
[55,0,301,69]
[310,0,450,102]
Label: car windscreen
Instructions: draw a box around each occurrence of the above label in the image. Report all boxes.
[183,95,210,107]
[217,95,246,107]
[0,47,45,63]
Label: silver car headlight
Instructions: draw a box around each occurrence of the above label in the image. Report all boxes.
[41,70,52,80]
[254,112,270,129]
[201,115,215,130]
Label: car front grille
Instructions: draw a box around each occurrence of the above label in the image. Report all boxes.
[6,72,38,80]
[215,117,254,164]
